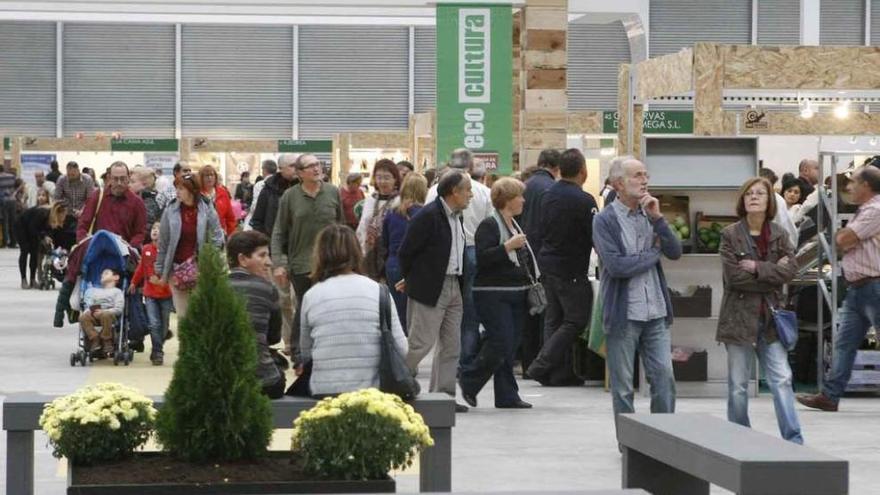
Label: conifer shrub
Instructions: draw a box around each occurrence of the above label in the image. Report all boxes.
[155,242,273,462]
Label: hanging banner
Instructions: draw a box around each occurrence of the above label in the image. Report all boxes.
[111,138,179,152]
[436,3,513,175]
[21,154,56,188]
[278,139,332,153]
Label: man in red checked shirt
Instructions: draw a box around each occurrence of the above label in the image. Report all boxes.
[54,162,146,328]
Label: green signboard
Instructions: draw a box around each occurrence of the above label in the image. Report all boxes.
[2,137,8,151]
[602,111,694,134]
[436,3,513,174]
[278,139,333,153]
[110,138,179,152]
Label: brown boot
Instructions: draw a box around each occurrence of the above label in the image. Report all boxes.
[796,393,838,412]
[102,339,115,358]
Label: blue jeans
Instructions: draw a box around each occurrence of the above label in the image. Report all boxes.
[145,297,173,356]
[460,289,526,406]
[385,259,408,335]
[606,318,676,417]
[726,333,803,444]
[459,245,480,367]
[824,280,880,402]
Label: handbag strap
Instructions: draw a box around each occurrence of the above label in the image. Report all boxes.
[87,188,106,236]
[512,217,541,283]
[379,285,391,334]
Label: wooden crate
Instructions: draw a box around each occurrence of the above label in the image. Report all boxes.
[658,195,692,250]
[694,213,738,253]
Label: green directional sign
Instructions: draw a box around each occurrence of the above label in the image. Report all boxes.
[3,137,9,151]
[436,3,513,174]
[602,111,694,134]
[278,139,333,153]
[111,138,179,152]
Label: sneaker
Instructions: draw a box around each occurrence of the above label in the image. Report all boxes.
[796,393,838,412]
[151,354,164,366]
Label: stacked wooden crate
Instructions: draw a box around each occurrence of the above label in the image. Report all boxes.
[519,0,567,170]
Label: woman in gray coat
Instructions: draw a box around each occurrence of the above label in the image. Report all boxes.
[717,176,802,444]
[156,172,224,318]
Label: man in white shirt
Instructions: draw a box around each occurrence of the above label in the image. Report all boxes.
[759,168,799,250]
[26,171,55,207]
[426,149,493,368]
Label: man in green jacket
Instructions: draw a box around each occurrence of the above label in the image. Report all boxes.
[271,154,344,366]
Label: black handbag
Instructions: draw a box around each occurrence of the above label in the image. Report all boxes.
[378,285,420,399]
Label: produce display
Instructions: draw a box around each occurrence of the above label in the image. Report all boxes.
[670,215,691,242]
[698,222,724,252]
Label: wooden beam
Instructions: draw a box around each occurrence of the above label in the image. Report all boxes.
[524,110,568,129]
[724,45,880,90]
[524,7,567,30]
[567,111,604,135]
[521,129,567,149]
[693,42,724,136]
[523,50,566,69]
[617,64,631,155]
[525,89,566,110]
[527,69,566,89]
[525,29,566,51]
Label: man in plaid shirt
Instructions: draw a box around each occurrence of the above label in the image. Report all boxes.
[53,161,94,218]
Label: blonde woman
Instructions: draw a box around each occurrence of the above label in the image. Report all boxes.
[381,173,428,334]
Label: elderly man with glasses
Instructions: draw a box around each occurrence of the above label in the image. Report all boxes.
[54,161,147,327]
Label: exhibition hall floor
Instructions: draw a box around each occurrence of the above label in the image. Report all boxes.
[0,249,877,495]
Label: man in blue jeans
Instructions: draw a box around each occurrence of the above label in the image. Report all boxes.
[593,157,681,432]
[798,166,880,412]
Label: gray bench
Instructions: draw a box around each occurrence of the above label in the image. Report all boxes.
[3,392,455,495]
[618,413,848,495]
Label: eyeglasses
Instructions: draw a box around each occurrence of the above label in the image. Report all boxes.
[109,175,129,184]
[298,162,320,171]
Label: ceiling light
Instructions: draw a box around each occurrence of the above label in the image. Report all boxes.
[870,137,878,147]
[800,100,814,119]
[850,136,858,144]
[834,101,850,119]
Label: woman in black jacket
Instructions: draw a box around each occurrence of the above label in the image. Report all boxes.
[15,189,51,289]
[459,178,534,409]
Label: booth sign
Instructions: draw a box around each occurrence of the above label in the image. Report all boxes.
[278,139,333,153]
[111,138,179,152]
[603,111,694,134]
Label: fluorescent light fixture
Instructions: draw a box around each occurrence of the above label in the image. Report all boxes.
[800,100,814,119]
[870,137,878,146]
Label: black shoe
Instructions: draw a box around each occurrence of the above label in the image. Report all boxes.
[525,362,549,383]
[151,354,163,366]
[455,403,469,413]
[462,391,477,408]
[165,330,174,340]
[496,399,533,409]
[53,310,64,328]
[129,341,145,353]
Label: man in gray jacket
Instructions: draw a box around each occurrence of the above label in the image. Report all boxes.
[593,157,681,434]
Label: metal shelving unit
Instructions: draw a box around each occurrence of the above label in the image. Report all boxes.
[815,150,840,390]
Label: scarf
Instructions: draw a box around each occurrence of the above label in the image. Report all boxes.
[491,209,520,267]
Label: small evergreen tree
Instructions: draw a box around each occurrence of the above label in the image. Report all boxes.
[156,242,273,462]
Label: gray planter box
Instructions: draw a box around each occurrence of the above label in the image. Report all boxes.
[67,452,396,495]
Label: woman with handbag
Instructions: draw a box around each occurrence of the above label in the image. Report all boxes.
[298,224,407,396]
[459,178,534,409]
[356,159,401,280]
[156,172,224,319]
[717,176,802,444]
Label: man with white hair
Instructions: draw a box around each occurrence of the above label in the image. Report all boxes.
[426,148,493,367]
[592,156,681,437]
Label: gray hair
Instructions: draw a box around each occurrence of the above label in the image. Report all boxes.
[470,159,487,180]
[450,148,474,170]
[608,155,636,184]
[278,154,300,169]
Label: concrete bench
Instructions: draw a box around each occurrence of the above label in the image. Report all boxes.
[3,392,455,495]
[618,413,848,495]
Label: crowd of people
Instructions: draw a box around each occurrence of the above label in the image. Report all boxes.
[2,145,878,446]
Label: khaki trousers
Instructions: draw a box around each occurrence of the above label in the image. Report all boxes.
[405,276,463,396]
[79,311,116,342]
[275,278,296,354]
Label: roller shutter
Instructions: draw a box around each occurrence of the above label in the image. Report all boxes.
[650,0,752,57]
[870,0,880,45]
[0,22,56,136]
[568,22,631,111]
[757,0,801,45]
[63,23,175,137]
[298,25,409,140]
[182,25,293,139]
[414,26,436,114]
[820,0,865,45]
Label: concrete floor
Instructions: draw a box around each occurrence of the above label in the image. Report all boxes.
[0,249,878,494]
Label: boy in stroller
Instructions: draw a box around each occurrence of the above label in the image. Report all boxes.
[79,268,124,357]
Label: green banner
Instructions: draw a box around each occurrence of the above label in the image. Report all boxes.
[602,111,694,134]
[110,138,178,152]
[2,137,8,151]
[278,139,332,153]
[436,3,513,174]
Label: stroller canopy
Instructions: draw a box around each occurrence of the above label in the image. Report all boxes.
[80,230,130,288]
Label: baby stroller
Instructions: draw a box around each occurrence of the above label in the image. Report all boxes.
[38,240,67,290]
[69,230,138,367]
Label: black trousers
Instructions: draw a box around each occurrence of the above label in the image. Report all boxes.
[527,274,592,385]
[17,240,39,283]
[290,273,313,366]
[520,311,544,376]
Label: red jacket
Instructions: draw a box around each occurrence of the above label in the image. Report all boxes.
[207,185,237,236]
[131,243,172,299]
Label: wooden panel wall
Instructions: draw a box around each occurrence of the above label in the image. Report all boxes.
[520,0,567,170]
[693,42,724,136]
